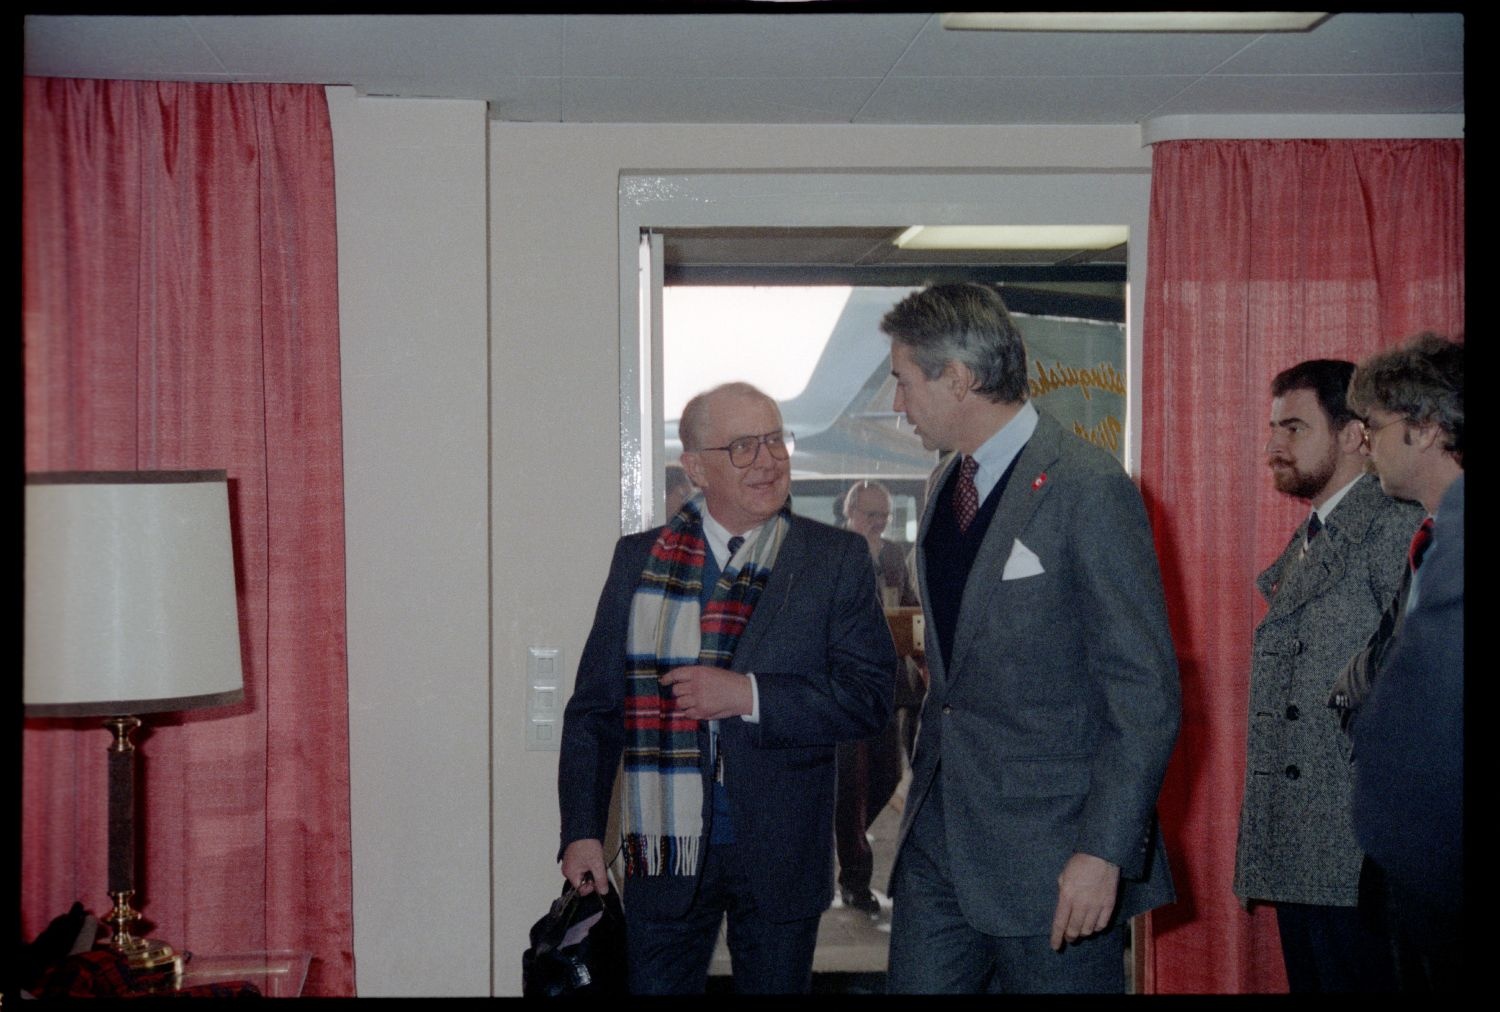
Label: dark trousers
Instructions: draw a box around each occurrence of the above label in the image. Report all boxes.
[1275,901,1397,992]
[834,716,902,895]
[887,779,1125,994]
[1356,857,1463,993]
[624,842,821,994]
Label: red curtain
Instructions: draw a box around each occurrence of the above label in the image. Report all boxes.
[22,78,354,996]
[1136,139,1464,993]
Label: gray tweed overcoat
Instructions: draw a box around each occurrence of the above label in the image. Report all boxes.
[1233,473,1422,906]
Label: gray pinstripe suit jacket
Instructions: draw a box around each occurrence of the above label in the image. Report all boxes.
[893,411,1180,937]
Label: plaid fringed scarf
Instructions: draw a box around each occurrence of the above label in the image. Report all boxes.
[621,494,790,879]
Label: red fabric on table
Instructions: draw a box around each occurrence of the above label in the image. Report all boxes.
[31,949,261,999]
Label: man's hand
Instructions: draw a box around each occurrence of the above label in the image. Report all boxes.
[659,665,752,721]
[561,838,608,896]
[1049,852,1120,951]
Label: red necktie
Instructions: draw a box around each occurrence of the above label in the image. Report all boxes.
[1408,516,1435,572]
[954,455,980,533]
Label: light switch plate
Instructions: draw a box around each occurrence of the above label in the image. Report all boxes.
[526,647,563,751]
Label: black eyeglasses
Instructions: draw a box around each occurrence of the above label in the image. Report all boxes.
[697,430,795,468]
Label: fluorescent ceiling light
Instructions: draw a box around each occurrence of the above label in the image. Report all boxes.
[894,225,1128,251]
[941,12,1328,32]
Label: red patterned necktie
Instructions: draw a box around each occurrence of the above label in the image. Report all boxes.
[1407,516,1435,572]
[954,455,980,533]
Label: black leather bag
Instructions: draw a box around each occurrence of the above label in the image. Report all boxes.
[522,879,627,997]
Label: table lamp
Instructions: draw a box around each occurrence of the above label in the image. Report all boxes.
[24,470,246,971]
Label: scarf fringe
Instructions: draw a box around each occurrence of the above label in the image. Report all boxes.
[623,832,702,877]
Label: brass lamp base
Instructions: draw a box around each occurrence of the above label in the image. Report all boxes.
[106,889,185,973]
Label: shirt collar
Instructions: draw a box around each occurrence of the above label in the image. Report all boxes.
[968,400,1039,504]
[1313,473,1364,526]
[700,502,764,568]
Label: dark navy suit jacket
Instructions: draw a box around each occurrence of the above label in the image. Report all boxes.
[558,514,896,923]
[1353,473,1463,919]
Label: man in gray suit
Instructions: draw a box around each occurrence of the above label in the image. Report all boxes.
[558,382,895,994]
[881,283,1180,994]
[1233,359,1420,992]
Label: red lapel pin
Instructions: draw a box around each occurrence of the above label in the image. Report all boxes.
[1031,472,1048,491]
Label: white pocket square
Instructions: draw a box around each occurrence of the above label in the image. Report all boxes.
[1002,539,1045,580]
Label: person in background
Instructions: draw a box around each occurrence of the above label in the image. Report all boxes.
[1340,334,1464,992]
[664,463,694,521]
[1232,359,1419,993]
[833,480,919,916]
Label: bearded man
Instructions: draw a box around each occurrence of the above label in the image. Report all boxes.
[1232,358,1421,992]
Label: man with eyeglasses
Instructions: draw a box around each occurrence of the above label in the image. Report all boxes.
[1331,334,1464,991]
[557,381,896,994]
[1329,336,1463,728]
[1233,359,1421,993]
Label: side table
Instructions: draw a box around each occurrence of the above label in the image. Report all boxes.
[176,949,313,997]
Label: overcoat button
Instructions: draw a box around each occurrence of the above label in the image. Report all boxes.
[1285,705,1300,720]
[1285,765,1301,779]
[942,704,953,715]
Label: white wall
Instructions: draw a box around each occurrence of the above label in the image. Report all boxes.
[324,102,1462,994]
[327,87,492,997]
[328,106,1462,995]
[487,121,1152,996]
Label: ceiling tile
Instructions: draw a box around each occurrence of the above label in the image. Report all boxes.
[24,16,226,78]
[892,17,1256,77]
[858,75,1194,125]
[1152,73,1465,117]
[190,15,562,81]
[1217,12,1464,75]
[563,75,880,123]
[561,14,927,78]
[22,12,1467,128]
[484,78,563,123]
[355,74,561,121]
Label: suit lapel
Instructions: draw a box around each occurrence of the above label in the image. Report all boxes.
[730,516,805,666]
[946,415,1063,684]
[1260,476,1387,615]
[1258,520,1333,615]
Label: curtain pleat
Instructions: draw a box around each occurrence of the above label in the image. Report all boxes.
[22,77,354,996]
[1137,138,1463,993]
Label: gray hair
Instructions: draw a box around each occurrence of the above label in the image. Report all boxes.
[879,283,1029,404]
[1349,333,1463,460]
[679,381,777,452]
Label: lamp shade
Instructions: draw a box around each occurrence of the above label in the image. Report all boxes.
[24,470,246,717]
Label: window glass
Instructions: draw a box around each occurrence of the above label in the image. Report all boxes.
[661,284,1126,541]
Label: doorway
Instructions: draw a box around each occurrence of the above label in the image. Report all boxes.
[616,170,1149,986]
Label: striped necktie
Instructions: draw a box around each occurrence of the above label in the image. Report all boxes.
[1408,517,1435,572]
